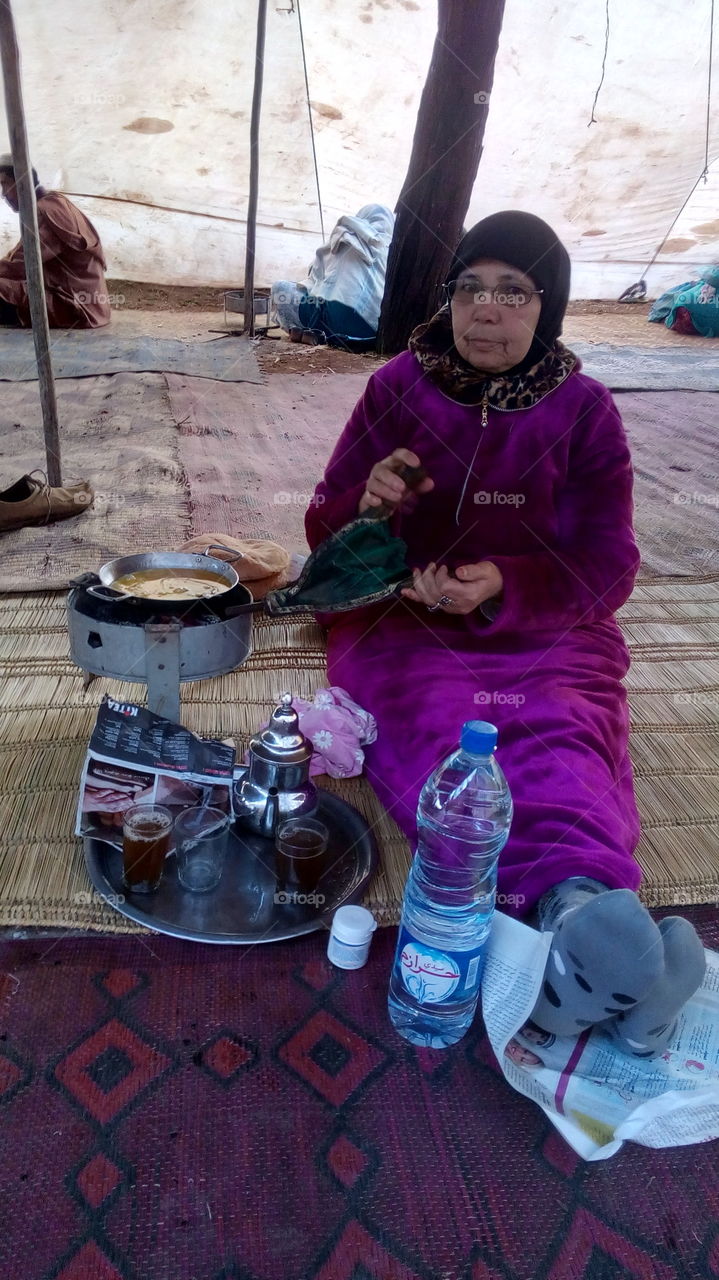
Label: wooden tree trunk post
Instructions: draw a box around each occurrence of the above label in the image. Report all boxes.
[243,0,268,338]
[0,0,62,485]
[377,0,506,354]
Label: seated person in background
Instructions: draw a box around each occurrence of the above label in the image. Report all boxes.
[271,204,394,350]
[0,155,110,328]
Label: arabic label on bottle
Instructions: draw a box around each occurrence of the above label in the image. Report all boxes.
[396,928,486,1005]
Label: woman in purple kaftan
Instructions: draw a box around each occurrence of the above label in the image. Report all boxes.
[305,212,704,1053]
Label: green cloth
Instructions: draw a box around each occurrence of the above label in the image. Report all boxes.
[267,517,411,615]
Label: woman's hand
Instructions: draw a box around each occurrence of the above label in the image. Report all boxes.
[359,449,434,514]
[401,560,504,615]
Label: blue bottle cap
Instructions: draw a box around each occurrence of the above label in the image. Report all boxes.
[461,720,498,755]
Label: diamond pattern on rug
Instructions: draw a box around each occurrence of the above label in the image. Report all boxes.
[53,1018,173,1124]
[295,957,339,993]
[97,970,146,1000]
[325,1133,371,1190]
[0,1052,23,1100]
[53,1240,126,1280]
[278,1009,388,1107]
[311,1218,430,1280]
[0,1043,31,1104]
[2,922,717,1280]
[194,1033,259,1084]
[548,1207,679,1279]
[74,1152,125,1210]
[310,1032,351,1077]
[86,1045,135,1093]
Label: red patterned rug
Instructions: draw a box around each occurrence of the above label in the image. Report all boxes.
[1,908,718,1280]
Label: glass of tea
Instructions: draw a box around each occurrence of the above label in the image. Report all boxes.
[275,817,330,896]
[122,804,173,893]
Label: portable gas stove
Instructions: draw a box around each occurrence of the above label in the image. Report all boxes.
[67,573,253,723]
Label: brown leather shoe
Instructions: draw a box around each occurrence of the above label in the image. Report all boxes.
[0,471,94,532]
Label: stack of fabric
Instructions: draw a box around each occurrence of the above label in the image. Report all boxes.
[648,265,719,336]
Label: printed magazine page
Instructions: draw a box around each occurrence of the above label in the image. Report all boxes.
[482,912,719,1160]
[75,696,235,849]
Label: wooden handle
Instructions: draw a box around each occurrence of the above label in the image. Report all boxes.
[368,462,428,520]
[396,462,427,488]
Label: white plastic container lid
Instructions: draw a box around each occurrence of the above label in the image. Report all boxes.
[331,905,377,944]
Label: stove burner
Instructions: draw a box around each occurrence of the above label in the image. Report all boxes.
[67,575,254,723]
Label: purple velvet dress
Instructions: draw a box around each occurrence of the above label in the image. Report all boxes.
[305,351,642,918]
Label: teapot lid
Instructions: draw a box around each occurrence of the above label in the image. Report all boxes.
[250,692,313,765]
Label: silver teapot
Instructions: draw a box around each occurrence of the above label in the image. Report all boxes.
[234,692,318,838]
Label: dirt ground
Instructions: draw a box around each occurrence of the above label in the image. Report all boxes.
[252,336,386,376]
[107,281,235,311]
[104,282,714,377]
[108,279,649,318]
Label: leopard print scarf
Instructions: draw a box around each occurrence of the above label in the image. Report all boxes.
[408,307,579,408]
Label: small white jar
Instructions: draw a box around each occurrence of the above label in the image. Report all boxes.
[327,905,377,969]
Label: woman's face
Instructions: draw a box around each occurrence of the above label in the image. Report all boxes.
[449,257,543,374]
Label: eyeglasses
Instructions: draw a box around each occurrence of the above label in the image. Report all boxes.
[445,278,544,309]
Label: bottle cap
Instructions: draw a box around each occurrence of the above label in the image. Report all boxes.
[461,720,498,755]
[331,905,377,945]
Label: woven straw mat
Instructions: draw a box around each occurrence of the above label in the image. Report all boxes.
[0,579,717,934]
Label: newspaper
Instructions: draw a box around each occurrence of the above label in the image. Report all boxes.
[75,696,235,849]
[482,912,719,1160]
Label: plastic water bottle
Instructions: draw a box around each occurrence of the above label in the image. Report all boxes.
[388,721,513,1048]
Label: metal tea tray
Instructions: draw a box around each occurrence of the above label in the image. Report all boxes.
[83,791,377,945]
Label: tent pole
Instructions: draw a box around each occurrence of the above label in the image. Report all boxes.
[243,0,268,338]
[0,0,62,486]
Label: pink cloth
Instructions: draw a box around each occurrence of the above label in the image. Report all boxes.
[305,351,643,918]
[257,688,377,779]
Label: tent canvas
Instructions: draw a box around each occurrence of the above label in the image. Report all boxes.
[0,0,717,299]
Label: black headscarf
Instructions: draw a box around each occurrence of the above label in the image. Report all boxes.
[446,210,572,373]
